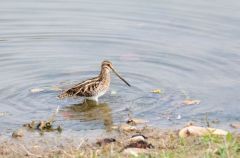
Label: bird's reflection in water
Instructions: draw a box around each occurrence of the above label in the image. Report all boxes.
[61,100,113,131]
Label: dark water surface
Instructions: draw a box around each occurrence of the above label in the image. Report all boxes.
[0,0,240,135]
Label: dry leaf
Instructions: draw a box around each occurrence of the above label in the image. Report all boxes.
[151,89,161,94]
[179,126,228,138]
[183,99,201,105]
[111,125,119,130]
[49,86,62,91]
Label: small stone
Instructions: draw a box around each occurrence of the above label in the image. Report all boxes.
[12,129,24,138]
[56,125,63,132]
[230,123,240,129]
[120,124,137,132]
[111,125,119,130]
[186,122,195,127]
[126,118,147,125]
[128,134,147,143]
[179,126,228,138]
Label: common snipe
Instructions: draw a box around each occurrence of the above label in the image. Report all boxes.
[58,60,131,102]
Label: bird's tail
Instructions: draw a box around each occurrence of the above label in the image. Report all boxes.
[57,92,68,99]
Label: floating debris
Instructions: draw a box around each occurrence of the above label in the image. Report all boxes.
[179,126,228,138]
[0,112,9,117]
[49,86,62,91]
[23,106,61,132]
[230,123,240,129]
[30,88,44,93]
[30,86,62,94]
[37,121,52,131]
[23,120,61,132]
[176,114,181,120]
[183,99,201,105]
[110,90,117,95]
[96,138,116,146]
[151,89,161,94]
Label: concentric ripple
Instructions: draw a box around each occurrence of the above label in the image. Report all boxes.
[0,0,240,134]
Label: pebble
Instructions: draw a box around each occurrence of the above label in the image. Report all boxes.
[126,118,147,125]
[230,123,240,129]
[128,135,147,143]
[120,124,137,132]
[12,129,24,138]
[179,126,228,138]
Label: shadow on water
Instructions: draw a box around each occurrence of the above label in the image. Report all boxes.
[60,100,113,131]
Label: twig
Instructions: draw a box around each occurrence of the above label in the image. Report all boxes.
[19,143,42,158]
[77,139,85,150]
[205,112,210,127]
[9,145,21,156]
[48,105,60,123]
[61,149,75,158]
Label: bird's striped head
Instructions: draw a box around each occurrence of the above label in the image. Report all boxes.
[101,60,131,87]
[101,60,113,71]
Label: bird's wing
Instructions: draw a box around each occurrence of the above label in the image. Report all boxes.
[58,77,100,99]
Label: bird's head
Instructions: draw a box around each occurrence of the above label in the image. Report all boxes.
[101,60,131,87]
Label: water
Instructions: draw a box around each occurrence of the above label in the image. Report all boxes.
[0,0,240,135]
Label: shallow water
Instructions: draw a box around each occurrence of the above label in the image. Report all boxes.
[0,0,240,135]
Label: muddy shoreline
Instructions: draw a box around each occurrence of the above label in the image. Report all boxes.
[1,120,240,158]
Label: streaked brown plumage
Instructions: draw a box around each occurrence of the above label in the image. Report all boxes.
[58,60,130,102]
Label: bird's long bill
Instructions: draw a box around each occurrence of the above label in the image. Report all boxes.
[111,68,131,87]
